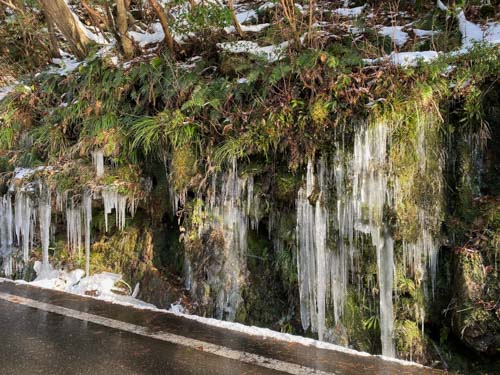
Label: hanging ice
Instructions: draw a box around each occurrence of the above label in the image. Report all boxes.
[83,191,92,276]
[38,183,52,271]
[66,202,82,255]
[102,188,130,231]
[92,150,105,177]
[14,190,35,262]
[193,158,251,321]
[0,195,14,276]
[296,123,396,357]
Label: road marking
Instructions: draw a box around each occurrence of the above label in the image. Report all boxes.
[0,291,336,375]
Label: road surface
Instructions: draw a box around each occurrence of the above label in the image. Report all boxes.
[0,280,441,374]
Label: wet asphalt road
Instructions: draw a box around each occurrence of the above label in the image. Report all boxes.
[0,281,441,375]
[0,298,282,375]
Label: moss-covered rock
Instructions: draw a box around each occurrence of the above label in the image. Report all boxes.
[451,250,499,354]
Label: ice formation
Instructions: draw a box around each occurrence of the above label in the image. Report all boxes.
[0,195,13,276]
[214,159,250,321]
[83,191,92,277]
[14,190,35,262]
[102,187,132,231]
[66,203,83,255]
[190,158,253,321]
[0,171,135,278]
[92,149,105,177]
[294,117,448,357]
[38,184,52,270]
[296,123,396,357]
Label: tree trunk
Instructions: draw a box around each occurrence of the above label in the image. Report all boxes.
[148,0,175,56]
[227,0,244,37]
[38,0,91,60]
[45,14,62,58]
[116,0,135,58]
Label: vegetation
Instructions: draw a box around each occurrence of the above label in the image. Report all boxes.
[0,1,499,372]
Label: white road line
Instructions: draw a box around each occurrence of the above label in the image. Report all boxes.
[0,292,336,375]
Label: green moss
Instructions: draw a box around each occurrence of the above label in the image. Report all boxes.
[309,97,329,125]
[171,145,197,193]
[395,320,427,362]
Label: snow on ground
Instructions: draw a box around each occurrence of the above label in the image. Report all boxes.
[413,29,438,38]
[437,2,500,51]
[13,166,53,180]
[235,8,257,24]
[378,26,409,47]
[130,22,165,47]
[366,2,500,68]
[0,264,425,368]
[334,5,366,18]
[224,23,271,34]
[67,3,108,45]
[457,11,485,50]
[217,40,290,62]
[364,51,440,68]
[0,84,17,102]
[49,51,84,76]
[258,2,275,12]
[388,51,440,67]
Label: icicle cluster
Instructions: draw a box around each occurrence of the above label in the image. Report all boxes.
[295,119,448,357]
[0,170,138,278]
[102,188,135,231]
[66,203,83,255]
[296,123,396,357]
[190,158,255,321]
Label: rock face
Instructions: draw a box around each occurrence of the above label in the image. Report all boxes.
[451,250,499,355]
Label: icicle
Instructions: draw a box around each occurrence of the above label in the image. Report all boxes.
[102,187,133,231]
[92,150,105,177]
[351,123,395,357]
[38,183,52,270]
[295,123,396,356]
[14,189,35,262]
[377,228,395,358]
[66,202,82,256]
[0,195,14,276]
[83,190,92,276]
[296,159,317,332]
[218,158,249,321]
[196,158,250,321]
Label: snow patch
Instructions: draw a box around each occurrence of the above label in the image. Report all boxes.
[389,51,440,67]
[413,29,438,38]
[235,9,257,24]
[379,26,409,47]
[334,5,366,18]
[365,51,440,67]
[217,41,289,62]
[0,85,17,101]
[49,51,83,76]
[13,166,53,180]
[130,22,165,47]
[224,23,270,34]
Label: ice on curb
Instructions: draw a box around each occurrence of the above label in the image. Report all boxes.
[26,262,156,309]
